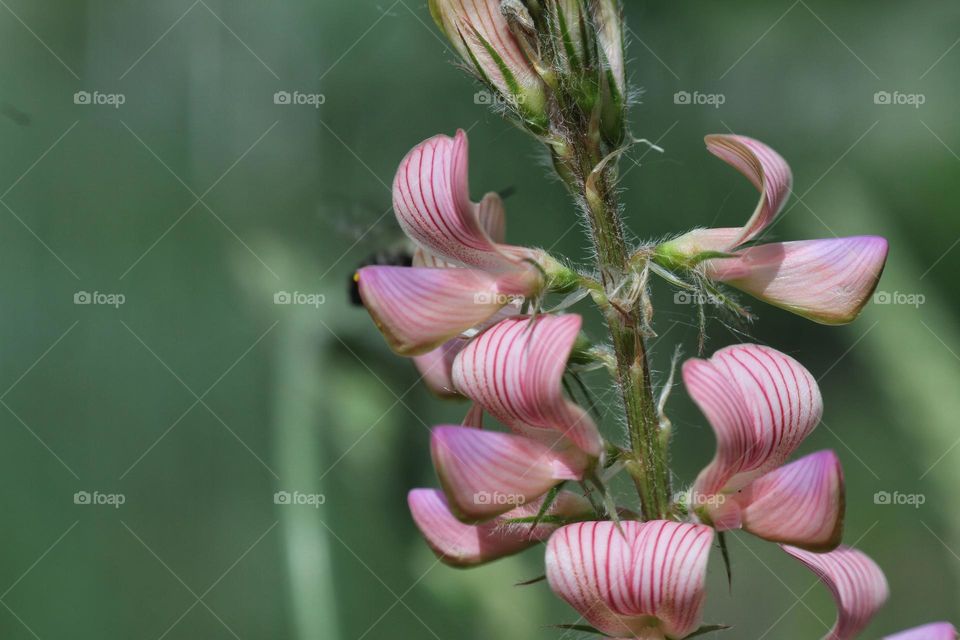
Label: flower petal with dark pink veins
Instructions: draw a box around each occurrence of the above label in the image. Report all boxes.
[452,314,603,457]
[357,265,533,356]
[735,450,845,551]
[546,520,714,639]
[408,488,591,567]
[782,545,889,640]
[394,130,527,271]
[686,344,822,521]
[706,236,889,325]
[431,425,589,521]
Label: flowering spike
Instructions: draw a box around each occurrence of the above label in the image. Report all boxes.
[452,314,604,457]
[546,520,714,638]
[705,236,889,325]
[357,265,527,356]
[430,425,588,521]
[736,450,845,551]
[409,488,591,567]
[885,623,959,639]
[687,344,823,504]
[782,545,889,640]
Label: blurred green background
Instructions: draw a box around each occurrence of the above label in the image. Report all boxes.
[1,1,958,638]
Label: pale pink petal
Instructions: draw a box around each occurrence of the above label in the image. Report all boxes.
[706,236,889,325]
[735,450,845,551]
[885,623,958,640]
[705,134,793,247]
[357,265,533,356]
[431,426,588,521]
[688,344,823,514]
[452,314,603,457]
[546,520,714,638]
[409,488,590,567]
[412,190,508,269]
[394,130,525,272]
[783,545,889,640]
[429,1,545,107]
[413,338,467,397]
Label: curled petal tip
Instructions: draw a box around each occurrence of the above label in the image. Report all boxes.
[704,134,793,247]
[783,544,889,640]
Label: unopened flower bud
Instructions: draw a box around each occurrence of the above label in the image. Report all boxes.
[430,0,549,131]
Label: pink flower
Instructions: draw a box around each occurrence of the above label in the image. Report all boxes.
[782,545,889,640]
[657,135,888,325]
[433,313,603,520]
[546,520,714,639]
[357,130,570,356]
[409,488,592,567]
[885,623,959,640]
[685,344,844,551]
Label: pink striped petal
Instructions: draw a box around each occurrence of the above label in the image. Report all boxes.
[783,545,889,640]
[431,426,589,521]
[885,623,958,640]
[408,488,590,567]
[413,190,508,269]
[428,1,545,108]
[687,344,822,514]
[706,236,889,325]
[394,131,529,272]
[705,134,793,248]
[734,450,844,551]
[357,265,534,356]
[546,520,714,638]
[452,314,603,457]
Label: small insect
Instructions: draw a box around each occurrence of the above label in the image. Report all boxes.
[348,242,414,307]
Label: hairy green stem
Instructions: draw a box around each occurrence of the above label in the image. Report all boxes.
[558,138,671,521]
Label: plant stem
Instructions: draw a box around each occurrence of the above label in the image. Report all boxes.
[558,139,671,521]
